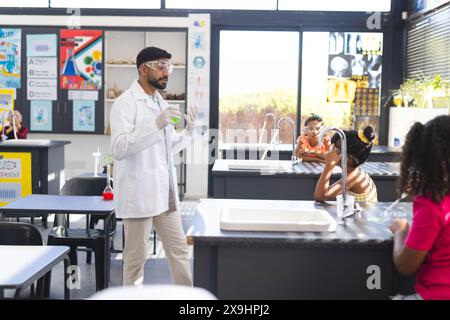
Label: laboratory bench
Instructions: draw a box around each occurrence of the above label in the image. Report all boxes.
[0,140,70,227]
[187,198,415,300]
[211,159,401,202]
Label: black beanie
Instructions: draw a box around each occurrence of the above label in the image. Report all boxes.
[136,46,172,70]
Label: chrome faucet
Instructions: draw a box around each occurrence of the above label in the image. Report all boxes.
[319,127,352,223]
[1,110,17,141]
[258,112,277,144]
[277,117,301,166]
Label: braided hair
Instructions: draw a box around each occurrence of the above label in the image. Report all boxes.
[399,115,450,203]
[331,126,376,167]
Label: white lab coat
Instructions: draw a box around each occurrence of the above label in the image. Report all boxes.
[110,80,191,219]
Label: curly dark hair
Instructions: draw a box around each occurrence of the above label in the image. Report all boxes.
[399,115,450,203]
[331,126,376,167]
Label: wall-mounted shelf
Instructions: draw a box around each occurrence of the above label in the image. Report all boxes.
[104,30,187,137]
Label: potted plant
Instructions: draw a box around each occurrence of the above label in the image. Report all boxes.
[391,74,450,108]
[431,75,450,108]
[388,74,449,146]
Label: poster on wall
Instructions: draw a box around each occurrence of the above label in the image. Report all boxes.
[60,29,103,90]
[27,57,57,78]
[187,14,210,126]
[0,152,32,206]
[0,29,21,89]
[26,34,57,57]
[0,88,15,110]
[27,78,57,100]
[30,100,52,131]
[327,32,383,116]
[73,100,95,131]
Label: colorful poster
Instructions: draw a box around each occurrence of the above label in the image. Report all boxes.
[30,100,52,131]
[0,29,21,89]
[27,57,57,78]
[0,152,32,206]
[60,29,103,90]
[0,88,15,110]
[26,34,57,57]
[188,14,210,126]
[27,78,57,100]
[73,100,95,131]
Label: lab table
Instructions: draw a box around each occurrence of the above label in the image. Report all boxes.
[211,159,400,201]
[219,143,401,162]
[0,245,70,299]
[187,199,415,300]
[0,195,115,290]
[0,140,71,227]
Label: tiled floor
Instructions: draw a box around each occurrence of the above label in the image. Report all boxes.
[3,200,199,299]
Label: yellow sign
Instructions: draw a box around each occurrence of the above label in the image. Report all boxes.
[0,152,32,206]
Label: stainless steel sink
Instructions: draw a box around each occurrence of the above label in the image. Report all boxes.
[220,207,337,232]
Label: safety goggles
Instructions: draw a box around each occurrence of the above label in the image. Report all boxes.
[306,125,324,134]
[144,61,173,74]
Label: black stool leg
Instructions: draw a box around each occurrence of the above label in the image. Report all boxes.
[153,229,156,255]
[86,250,93,264]
[86,216,97,264]
[94,238,105,291]
[68,246,78,267]
[43,236,54,298]
[42,214,48,229]
[63,256,71,300]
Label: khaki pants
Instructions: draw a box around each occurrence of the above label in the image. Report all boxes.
[122,210,192,287]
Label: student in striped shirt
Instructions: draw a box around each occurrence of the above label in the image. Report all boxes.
[314,126,378,203]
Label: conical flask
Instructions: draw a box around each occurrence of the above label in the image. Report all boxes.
[102,164,114,200]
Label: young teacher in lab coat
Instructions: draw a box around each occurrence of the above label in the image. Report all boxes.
[110,47,198,286]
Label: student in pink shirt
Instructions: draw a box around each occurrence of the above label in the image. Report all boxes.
[390,115,450,300]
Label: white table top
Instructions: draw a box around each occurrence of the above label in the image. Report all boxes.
[0,245,69,289]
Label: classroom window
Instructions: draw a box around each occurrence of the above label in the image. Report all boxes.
[219,30,299,145]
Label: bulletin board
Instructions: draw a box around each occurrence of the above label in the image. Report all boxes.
[0,152,32,206]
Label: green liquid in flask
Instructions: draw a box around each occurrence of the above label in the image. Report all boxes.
[171,117,180,124]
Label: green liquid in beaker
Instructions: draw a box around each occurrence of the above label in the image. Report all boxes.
[171,117,180,124]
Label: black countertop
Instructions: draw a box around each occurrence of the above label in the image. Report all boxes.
[187,199,412,249]
[212,159,399,178]
[0,140,70,150]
